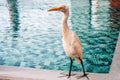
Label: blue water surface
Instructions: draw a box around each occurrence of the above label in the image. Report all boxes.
[0,0,119,73]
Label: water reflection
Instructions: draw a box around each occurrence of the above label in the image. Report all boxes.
[91,0,99,29]
[89,0,92,29]
[7,0,20,47]
[110,0,120,29]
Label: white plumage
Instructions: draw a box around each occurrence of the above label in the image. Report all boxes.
[48,4,88,79]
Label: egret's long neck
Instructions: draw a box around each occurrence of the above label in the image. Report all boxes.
[62,10,69,37]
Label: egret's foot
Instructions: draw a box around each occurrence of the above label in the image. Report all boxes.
[77,74,89,80]
[58,72,76,78]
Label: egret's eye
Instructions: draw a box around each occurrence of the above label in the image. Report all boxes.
[61,8,64,11]
[60,6,65,12]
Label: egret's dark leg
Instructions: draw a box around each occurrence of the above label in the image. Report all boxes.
[58,57,75,78]
[78,58,89,80]
[79,58,86,75]
[68,57,73,78]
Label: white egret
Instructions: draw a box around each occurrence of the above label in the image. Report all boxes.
[48,5,88,79]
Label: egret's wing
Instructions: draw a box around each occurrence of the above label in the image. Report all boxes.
[70,30,83,58]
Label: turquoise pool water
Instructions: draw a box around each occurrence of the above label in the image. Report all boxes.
[0,0,119,73]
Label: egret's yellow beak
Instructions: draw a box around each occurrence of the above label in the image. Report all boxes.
[48,7,61,12]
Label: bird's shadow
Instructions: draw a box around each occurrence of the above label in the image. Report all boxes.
[76,74,90,80]
[58,72,77,78]
[58,72,90,80]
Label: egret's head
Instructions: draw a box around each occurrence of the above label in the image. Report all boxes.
[48,4,69,13]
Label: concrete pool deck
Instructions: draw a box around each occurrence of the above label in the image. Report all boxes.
[0,33,120,80]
